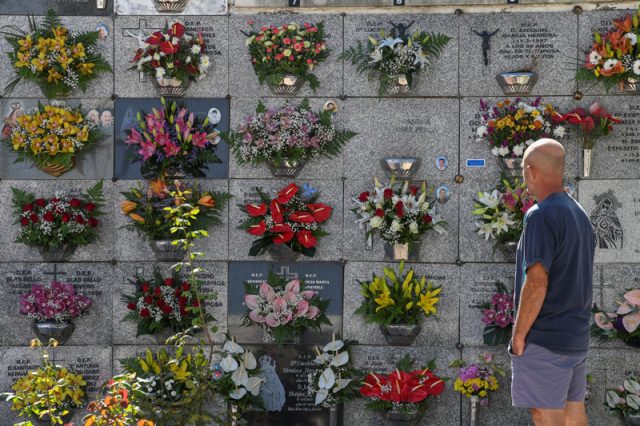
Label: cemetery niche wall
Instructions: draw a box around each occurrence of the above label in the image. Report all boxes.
[0,1,639,425]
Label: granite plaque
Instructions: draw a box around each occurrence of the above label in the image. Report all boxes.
[115,0,227,15]
[227,261,343,345]
[114,17,229,98]
[114,98,229,179]
[0,98,114,180]
[0,0,112,15]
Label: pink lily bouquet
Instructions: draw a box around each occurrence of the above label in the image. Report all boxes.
[593,289,640,348]
[243,272,331,344]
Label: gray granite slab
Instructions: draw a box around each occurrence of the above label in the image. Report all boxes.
[0,98,114,180]
[349,345,461,426]
[344,262,459,348]
[114,179,230,261]
[577,8,639,97]
[0,263,113,346]
[228,179,343,261]
[0,345,112,425]
[578,180,640,263]
[343,177,459,263]
[112,262,227,345]
[114,16,229,98]
[459,263,515,348]
[115,0,227,15]
[228,14,343,98]
[458,12,577,97]
[0,16,114,99]
[459,96,579,182]
[343,14,458,97]
[0,180,116,262]
[228,97,346,180]
[0,0,112,15]
[341,98,459,181]
[234,0,604,5]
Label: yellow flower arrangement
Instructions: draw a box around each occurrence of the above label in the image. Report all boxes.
[355,261,441,325]
[450,353,505,402]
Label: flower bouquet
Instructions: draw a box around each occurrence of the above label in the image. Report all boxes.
[1,340,86,425]
[578,8,640,93]
[556,102,621,177]
[360,354,445,426]
[19,281,92,345]
[593,289,640,348]
[11,180,104,261]
[605,376,640,425]
[125,97,221,179]
[472,178,535,261]
[121,179,230,261]
[123,268,214,337]
[244,21,330,94]
[243,272,331,344]
[210,337,264,425]
[340,25,451,96]
[355,261,441,346]
[239,182,332,259]
[83,376,152,426]
[450,353,505,402]
[475,282,514,346]
[131,21,211,97]
[475,98,565,176]
[2,102,105,177]
[352,179,446,261]
[226,99,357,177]
[2,10,112,98]
[309,337,360,409]
[120,343,214,425]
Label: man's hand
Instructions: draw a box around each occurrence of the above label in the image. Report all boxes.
[511,262,549,357]
[511,335,526,356]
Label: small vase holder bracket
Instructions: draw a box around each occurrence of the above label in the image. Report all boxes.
[380,324,421,346]
[267,74,306,95]
[267,243,300,261]
[38,158,75,177]
[96,0,107,8]
[496,157,522,179]
[150,240,186,262]
[619,77,640,94]
[384,409,419,426]
[152,0,190,13]
[383,240,422,262]
[152,77,191,97]
[386,74,419,96]
[322,99,339,113]
[267,159,306,178]
[32,321,75,345]
[582,149,592,178]
[380,157,421,180]
[497,241,517,262]
[496,71,538,96]
[625,411,640,426]
[38,244,76,262]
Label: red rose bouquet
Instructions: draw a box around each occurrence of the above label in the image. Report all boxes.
[239,182,332,258]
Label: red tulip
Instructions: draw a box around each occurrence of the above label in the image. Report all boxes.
[383,188,393,200]
[247,220,266,236]
[270,199,284,223]
[306,203,332,223]
[289,211,315,223]
[296,230,316,248]
[277,183,298,204]
[146,31,164,45]
[168,22,185,38]
[358,191,369,202]
[245,202,267,217]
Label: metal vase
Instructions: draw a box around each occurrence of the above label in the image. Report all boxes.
[582,149,592,178]
[380,324,421,346]
[38,244,76,262]
[497,157,523,178]
[383,241,421,262]
[267,244,300,261]
[150,240,185,262]
[384,409,419,426]
[152,0,190,13]
[498,241,518,262]
[470,395,480,426]
[618,77,640,93]
[267,74,305,95]
[625,412,640,426]
[37,157,75,177]
[152,77,191,97]
[267,158,306,177]
[227,403,240,426]
[496,71,538,96]
[32,321,74,345]
[329,404,340,426]
[380,157,421,180]
[386,74,419,96]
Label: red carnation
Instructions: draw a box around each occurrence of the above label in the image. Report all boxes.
[270,199,284,224]
[85,203,96,212]
[168,22,185,38]
[423,214,433,224]
[374,208,385,217]
[22,204,33,212]
[289,211,316,223]
[306,203,332,223]
[296,230,317,248]
[70,198,81,208]
[74,215,85,225]
[43,212,55,222]
[164,278,174,287]
[88,217,98,227]
[161,305,173,314]
[395,201,404,218]
[141,283,150,293]
[358,192,369,202]
[246,203,267,217]
[247,220,266,236]
[30,213,39,223]
[143,296,153,304]
[140,308,150,318]
[61,213,71,223]
[276,183,299,204]
[20,217,29,227]
[35,199,46,207]
[383,188,393,200]
[160,41,179,55]
[127,302,137,311]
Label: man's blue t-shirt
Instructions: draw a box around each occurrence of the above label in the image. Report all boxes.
[515,191,596,355]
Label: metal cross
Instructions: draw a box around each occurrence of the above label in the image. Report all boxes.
[276,266,298,281]
[43,265,66,283]
[473,29,499,66]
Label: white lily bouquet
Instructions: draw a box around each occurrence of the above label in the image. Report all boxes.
[211,337,264,423]
[308,337,361,408]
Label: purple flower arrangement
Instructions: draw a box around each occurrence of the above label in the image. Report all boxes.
[19,281,92,323]
[450,353,505,402]
[477,282,514,346]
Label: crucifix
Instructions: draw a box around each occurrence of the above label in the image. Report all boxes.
[122,19,163,83]
[43,264,67,283]
[473,29,499,66]
[276,266,298,281]
[388,21,415,39]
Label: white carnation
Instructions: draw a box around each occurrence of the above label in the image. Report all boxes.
[476,125,488,138]
[512,144,525,157]
[491,147,500,156]
[498,146,510,157]
[553,126,566,138]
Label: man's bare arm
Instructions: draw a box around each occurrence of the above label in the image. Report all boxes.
[512,262,548,355]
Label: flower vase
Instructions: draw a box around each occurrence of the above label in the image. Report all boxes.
[267,74,305,95]
[267,158,306,177]
[380,157,421,180]
[497,241,518,262]
[163,167,187,180]
[497,157,522,178]
[496,71,538,96]
[618,77,640,94]
[32,321,74,345]
[625,412,640,426]
[470,395,480,426]
[384,409,419,426]
[582,149,592,178]
[152,0,190,13]
[383,241,421,262]
[386,74,419,96]
[262,328,302,344]
[380,324,421,346]
[267,244,300,261]
[37,157,75,177]
[329,404,341,426]
[150,240,185,262]
[227,403,240,426]
[38,244,76,262]
[152,77,191,97]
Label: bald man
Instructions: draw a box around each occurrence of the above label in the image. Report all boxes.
[510,139,596,426]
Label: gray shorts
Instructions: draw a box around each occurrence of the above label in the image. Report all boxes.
[510,342,587,409]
